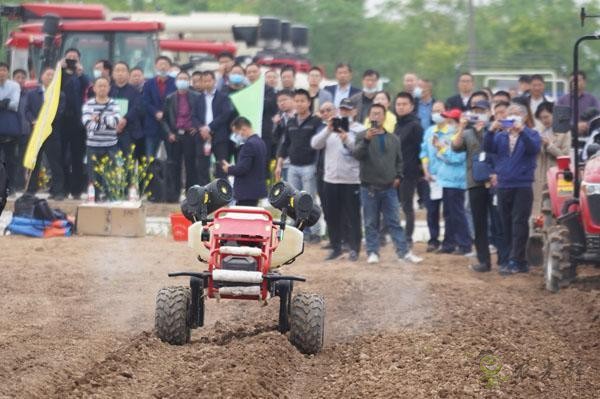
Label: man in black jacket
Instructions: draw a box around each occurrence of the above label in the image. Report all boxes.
[394,92,424,247]
[110,61,143,157]
[161,71,201,202]
[445,72,475,111]
[24,67,65,198]
[222,117,267,206]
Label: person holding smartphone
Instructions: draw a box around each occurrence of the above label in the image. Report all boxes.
[483,102,541,275]
[311,98,363,262]
[353,103,422,265]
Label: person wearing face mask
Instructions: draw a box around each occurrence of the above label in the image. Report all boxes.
[221,117,267,206]
[484,103,541,275]
[168,66,181,79]
[419,101,447,252]
[431,109,472,256]
[161,71,201,203]
[349,69,380,122]
[452,100,505,272]
[222,64,248,96]
[142,55,177,158]
[311,98,364,262]
[86,59,112,99]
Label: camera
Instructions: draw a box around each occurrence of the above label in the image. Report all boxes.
[332,117,349,132]
[65,59,77,71]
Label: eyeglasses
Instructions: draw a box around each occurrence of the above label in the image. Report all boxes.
[320,108,334,112]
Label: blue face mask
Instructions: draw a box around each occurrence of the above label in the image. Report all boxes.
[230,132,246,147]
[175,80,189,90]
[229,74,245,85]
[447,125,457,134]
[168,70,179,78]
[93,69,102,79]
[156,70,167,78]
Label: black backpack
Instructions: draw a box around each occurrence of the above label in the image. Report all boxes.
[0,161,7,216]
[14,193,36,218]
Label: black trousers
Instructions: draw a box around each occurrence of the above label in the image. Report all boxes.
[324,182,362,253]
[469,186,491,266]
[0,137,17,193]
[497,187,533,265]
[398,176,417,243]
[165,134,202,202]
[27,131,64,196]
[213,140,233,178]
[13,134,29,191]
[60,117,86,197]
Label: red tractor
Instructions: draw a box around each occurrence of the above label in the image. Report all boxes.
[155,180,326,354]
[536,27,600,292]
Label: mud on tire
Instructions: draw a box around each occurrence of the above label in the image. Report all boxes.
[544,225,576,292]
[155,286,191,345]
[289,293,325,355]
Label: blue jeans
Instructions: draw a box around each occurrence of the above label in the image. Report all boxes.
[288,164,317,235]
[361,186,409,257]
[426,198,442,246]
[442,187,472,251]
[145,136,162,158]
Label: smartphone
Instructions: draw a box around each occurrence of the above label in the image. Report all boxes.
[370,120,379,129]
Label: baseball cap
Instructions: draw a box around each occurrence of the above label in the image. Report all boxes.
[441,108,462,121]
[339,98,355,109]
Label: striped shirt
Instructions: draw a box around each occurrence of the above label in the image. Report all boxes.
[82,98,121,147]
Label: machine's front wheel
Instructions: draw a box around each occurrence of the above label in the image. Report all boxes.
[155,286,191,345]
[544,226,576,292]
[289,293,325,355]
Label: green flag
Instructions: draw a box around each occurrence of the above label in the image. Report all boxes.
[229,74,265,135]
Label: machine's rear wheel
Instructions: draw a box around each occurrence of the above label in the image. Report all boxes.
[289,293,325,354]
[155,286,191,345]
[544,226,576,292]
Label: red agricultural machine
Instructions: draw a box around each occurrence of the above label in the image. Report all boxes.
[530,21,600,292]
[154,180,326,354]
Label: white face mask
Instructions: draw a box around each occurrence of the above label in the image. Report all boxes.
[363,87,378,95]
[432,112,445,124]
[93,69,102,79]
[477,113,490,123]
[413,86,423,99]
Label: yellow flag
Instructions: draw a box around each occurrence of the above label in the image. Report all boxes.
[23,63,62,170]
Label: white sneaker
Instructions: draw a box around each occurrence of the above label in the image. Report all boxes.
[464,251,477,258]
[403,251,423,264]
[367,253,380,264]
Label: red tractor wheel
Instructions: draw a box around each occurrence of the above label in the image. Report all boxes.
[544,226,577,292]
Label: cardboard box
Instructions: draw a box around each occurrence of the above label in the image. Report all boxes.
[76,202,146,237]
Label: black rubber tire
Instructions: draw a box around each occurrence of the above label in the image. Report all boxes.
[289,293,325,355]
[155,286,191,345]
[544,225,576,292]
[276,280,293,333]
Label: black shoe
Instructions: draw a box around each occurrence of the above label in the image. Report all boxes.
[426,243,439,253]
[348,250,359,262]
[325,249,343,261]
[453,248,470,256]
[469,263,491,273]
[436,247,454,254]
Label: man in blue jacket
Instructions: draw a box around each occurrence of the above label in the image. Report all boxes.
[222,117,267,206]
[484,102,541,275]
[142,56,176,157]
